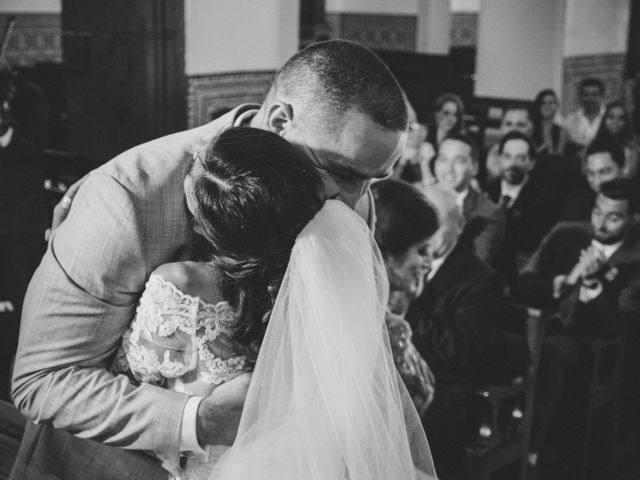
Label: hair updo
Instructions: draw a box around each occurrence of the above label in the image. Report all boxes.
[191,126,325,345]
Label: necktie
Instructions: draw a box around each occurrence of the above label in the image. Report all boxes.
[499,194,512,209]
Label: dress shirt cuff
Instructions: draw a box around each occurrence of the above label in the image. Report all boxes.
[579,281,603,303]
[180,396,207,457]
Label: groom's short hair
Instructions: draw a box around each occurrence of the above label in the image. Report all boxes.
[270,39,407,133]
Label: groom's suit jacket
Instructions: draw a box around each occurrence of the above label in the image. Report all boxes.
[10,105,258,480]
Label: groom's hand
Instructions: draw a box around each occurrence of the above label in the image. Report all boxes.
[196,372,251,447]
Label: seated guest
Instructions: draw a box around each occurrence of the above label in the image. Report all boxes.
[425,93,466,150]
[371,179,439,416]
[531,89,568,156]
[406,185,508,480]
[516,178,640,476]
[592,100,639,179]
[432,132,505,267]
[561,135,625,221]
[484,104,534,183]
[564,77,606,154]
[486,131,559,291]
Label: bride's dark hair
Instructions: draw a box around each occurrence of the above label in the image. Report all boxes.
[191,126,324,345]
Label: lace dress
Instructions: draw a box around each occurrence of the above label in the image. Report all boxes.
[112,274,257,479]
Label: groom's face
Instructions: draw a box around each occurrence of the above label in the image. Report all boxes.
[279,110,405,209]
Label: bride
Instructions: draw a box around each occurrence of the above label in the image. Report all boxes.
[115,126,437,479]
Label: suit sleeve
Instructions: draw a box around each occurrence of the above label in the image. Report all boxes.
[414,272,500,379]
[515,226,561,308]
[472,203,505,266]
[11,172,189,475]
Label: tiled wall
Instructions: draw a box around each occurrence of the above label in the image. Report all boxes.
[325,13,416,51]
[561,53,626,114]
[324,12,477,51]
[187,71,274,128]
[0,13,61,66]
[450,13,478,48]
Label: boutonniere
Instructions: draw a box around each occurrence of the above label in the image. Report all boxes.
[603,266,619,283]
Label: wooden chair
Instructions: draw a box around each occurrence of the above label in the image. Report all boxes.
[465,304,547,480]
[0,400,26,479]
[576,335,625,479]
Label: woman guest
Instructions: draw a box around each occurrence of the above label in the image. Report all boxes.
[532,89,567,155]
[591,100,639,180]
[372,178,439,417]
[404,93,466,187]
[426,93,466,149]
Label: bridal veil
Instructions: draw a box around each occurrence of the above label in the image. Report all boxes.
[208,199,436,479]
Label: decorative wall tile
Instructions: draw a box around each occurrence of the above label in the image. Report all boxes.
[0,13,62,66]
[450,13,478,48]
[187,71,274,128]
[562,53,626,114]
[325,13,416,51]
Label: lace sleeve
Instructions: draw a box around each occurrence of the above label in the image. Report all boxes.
[123,274,200,384]
[386,311,435,416]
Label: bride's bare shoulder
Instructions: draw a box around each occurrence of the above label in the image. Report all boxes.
[152,261,222,302]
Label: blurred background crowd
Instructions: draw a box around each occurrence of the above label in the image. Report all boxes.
[0,1,639,479]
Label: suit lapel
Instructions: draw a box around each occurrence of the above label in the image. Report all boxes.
[608,230,640,268]
[510,180,533,212]
[487,180,501,204]
[429,245,464,292]
[463,189,479,219]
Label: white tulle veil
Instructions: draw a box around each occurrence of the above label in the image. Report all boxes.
[208,199,436,479]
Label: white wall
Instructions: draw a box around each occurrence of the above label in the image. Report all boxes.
[0,0,60,12]
[417,0,450,54]
[450,0,480,13]
[184,0,299,76]
[475,0,565,99]
[564,0,629,56]
[325,0,418,15]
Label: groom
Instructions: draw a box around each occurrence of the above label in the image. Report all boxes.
[11,40,409,479]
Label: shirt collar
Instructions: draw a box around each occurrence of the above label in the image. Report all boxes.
[577,105,606,125]
[0,126,14,148]
[427,244,455,281]
[591,238,624,260]
[500,176,528,204]
[456,187,469,203]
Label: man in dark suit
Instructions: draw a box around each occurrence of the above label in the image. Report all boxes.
[486,130,559,291]
[561,136,625,222]
[432,132,505,267]
[408,186,525,480]
[517,178,640,476]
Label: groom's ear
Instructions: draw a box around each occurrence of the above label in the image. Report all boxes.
[265,102,294,136]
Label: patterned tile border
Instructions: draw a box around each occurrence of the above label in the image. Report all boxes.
[562,53,626,114]
[450,13,477,48]
[0,13,61,66]
[187,71,274,128]
[325,13,416,51]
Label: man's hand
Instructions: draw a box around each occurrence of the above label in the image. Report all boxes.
[564,246,606,287]
[196,372,251,447]
[45,174,89,241]
[577,246,606,279]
